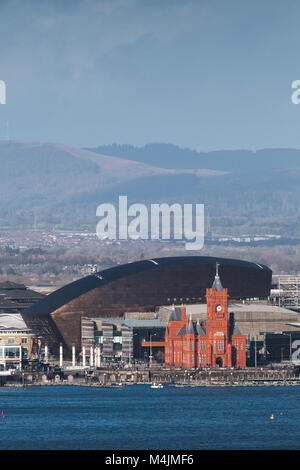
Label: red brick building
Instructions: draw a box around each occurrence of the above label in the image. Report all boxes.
[164,265,246,368]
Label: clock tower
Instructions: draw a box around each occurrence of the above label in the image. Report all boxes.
[206,264,232,367]
[164,263,247,369]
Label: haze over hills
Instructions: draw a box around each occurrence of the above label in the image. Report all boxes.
[88,144,300,172]
[0,141,300,237]
[0,141,223,209]
[0,141,227,231]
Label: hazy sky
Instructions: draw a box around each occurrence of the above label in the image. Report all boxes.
[0,0,300,151]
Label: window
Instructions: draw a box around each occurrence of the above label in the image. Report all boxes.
[199,354,206,364]
[5,347,20,358]
[21,337,27,344]
[8,338,14,344]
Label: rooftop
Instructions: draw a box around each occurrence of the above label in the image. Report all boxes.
[91,318,166,328]
[161,303,297,316]
[22,255,272,318]
[0,282,45,313]
[0,314,30,331]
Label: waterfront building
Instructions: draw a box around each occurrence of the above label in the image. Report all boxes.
[164,266,247,368]
[81,317,165,364]
[17,255,300,366]
[0,314,35,370]
[21,256,271,357]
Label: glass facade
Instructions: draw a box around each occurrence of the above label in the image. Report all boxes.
[0,345,22,369]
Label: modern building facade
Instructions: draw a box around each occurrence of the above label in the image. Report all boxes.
[21,256,272,356]
[165,267,247,368]
[271,275,300,312]
[80,317,165,364]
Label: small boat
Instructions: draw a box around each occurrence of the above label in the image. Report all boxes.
[110,382,123,388]
[150,382,164,389]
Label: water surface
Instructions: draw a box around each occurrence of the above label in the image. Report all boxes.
[0,385,298,450]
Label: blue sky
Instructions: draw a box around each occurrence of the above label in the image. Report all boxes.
[0,0,300,151]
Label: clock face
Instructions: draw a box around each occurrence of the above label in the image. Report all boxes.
[216,305,222,312]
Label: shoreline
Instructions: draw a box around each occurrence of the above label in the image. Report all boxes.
[3,380,300,388]
[2,366,299,388]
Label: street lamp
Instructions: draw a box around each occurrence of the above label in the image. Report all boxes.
[129,333,138,368]
[149,333,157,368]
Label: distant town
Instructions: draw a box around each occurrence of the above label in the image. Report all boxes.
[0,229,299,289]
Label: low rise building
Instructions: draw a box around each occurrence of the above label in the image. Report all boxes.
[0,281,45,314]
[81,317,165,364]
[0,314,35,370]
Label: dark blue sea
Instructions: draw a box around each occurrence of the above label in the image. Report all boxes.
[0,384,299,450]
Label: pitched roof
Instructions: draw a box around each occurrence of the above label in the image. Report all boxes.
[211,263,224,291]
[196,320,206,336]
[232,324,242,335]
[0,281,26,290]
[169,307,182,321]
[177,324,186,336]
[0,313,29,330]
[212,276,224,291]
[187,315,195,334]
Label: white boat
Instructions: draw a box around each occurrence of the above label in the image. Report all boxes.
[150,382,164,389]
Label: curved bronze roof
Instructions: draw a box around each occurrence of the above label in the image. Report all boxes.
[21,256,272,353]
[23,255,271,318]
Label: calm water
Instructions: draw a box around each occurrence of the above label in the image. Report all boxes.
[0,384,299,450]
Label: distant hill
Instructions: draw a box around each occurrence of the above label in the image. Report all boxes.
[88,143,300,172]
[0,140,223,211]
[1,141,300,236]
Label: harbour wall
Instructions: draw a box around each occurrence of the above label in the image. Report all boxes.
[1,367,300,387]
